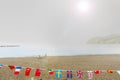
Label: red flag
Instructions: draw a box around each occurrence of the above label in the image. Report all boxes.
[25,68,31,76]
[8,65,15,70]
[94,70,101,74]
[35,68,41,76]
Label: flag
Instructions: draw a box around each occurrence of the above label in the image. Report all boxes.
[14,66,22,75]
[107,70,113,73]
[55,70,62,78]
[0,64,3,68]
[66,70,72,78]
[35,68,41,76]
[94,70,101,74]
[8,65,15,70]
[48,68,54,75]
[77,70,83,78]
[87,71,93,79]
[25,68,31,76]
[117,70,120,75]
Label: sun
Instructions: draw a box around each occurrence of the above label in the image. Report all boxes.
[76,0,93,14]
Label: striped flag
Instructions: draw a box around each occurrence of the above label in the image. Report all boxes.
[14,66,22,75]
[77,70,83,78]
[0,64,3,68]
[48,68,54,75]
[35,68,41,76]
[25,68,31,76]
[55,70,62,78]
[66,70,72,78]
[87,71,93,79]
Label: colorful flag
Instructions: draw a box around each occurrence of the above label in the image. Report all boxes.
[48,68,54,75]
[35,68,41,76]
[55,70,62,78]
[66,70,72,78]
[0,64,3,68]
[77,70,83,78]
[14,66,22,75]
[107,70,113,73]
[8,65,15,70]
[87,71,93,79]
[117,70,120,75]
[94,70,101,74]
[25,68,31,76]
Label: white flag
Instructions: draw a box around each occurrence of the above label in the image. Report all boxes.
[87,70,93,79]
[117,70,120,75]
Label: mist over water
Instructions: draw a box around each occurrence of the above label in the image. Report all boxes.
[48,44,120,56]
[0,44,120,57]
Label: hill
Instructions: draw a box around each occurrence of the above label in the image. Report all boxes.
[87,35,120,44]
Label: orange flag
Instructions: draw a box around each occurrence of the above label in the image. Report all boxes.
[107,70,113,73]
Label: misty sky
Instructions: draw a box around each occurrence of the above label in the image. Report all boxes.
[0,0,120,57]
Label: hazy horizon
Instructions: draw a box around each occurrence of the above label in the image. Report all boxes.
[0,44,120,57]
[0,0,120,57]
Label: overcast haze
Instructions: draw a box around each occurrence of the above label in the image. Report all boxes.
[0,0,120,57]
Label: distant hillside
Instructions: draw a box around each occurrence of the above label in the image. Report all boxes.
[87,35,120,44]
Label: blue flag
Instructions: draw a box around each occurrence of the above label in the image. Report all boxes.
[0,64,3,68]
[67,70,72,78]
[55,70,62,78]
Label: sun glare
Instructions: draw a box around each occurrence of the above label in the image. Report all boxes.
[76,0,94,16]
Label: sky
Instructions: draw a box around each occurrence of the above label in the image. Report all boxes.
[0,0,120,57]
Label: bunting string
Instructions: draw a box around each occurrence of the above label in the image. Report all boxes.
[0,63,120,79]
[1,63,120,72]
